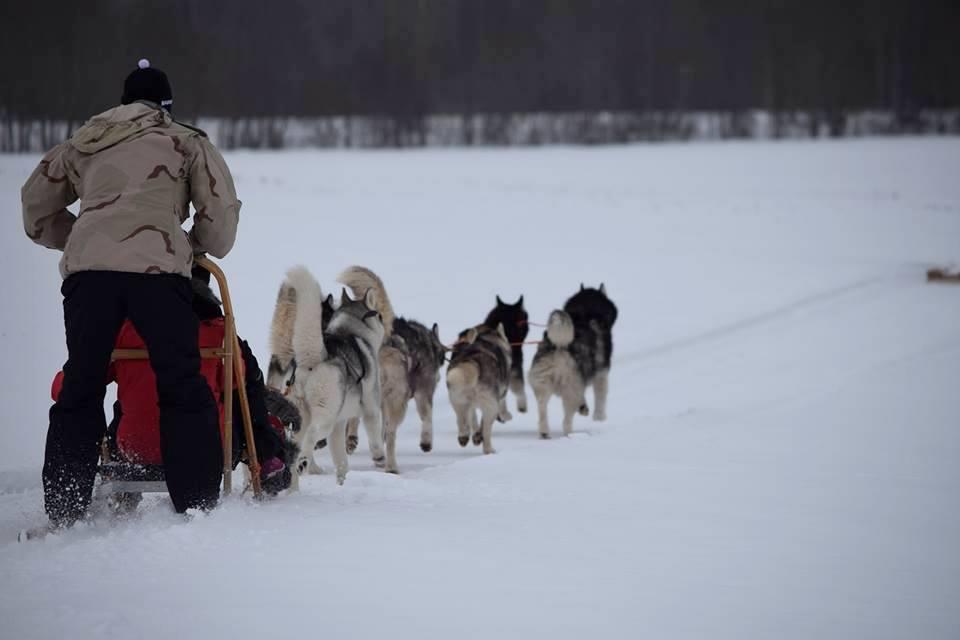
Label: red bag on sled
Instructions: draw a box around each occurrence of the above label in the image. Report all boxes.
[51,318,229,465]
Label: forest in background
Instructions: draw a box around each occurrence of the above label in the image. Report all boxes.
[2,1,958,150]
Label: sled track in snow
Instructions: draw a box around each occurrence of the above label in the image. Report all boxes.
[614,274,899,369]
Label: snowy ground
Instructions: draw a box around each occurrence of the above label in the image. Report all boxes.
[1,138,959,639]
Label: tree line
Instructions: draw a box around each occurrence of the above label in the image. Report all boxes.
[2,0,957,150]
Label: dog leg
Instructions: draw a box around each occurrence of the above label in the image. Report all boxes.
[532,380,551,439]
[289,464,301,491]
[415,391,434,453]
[593,369,609,422]
[563,379,588,435]
[345,418,360,455]
[480,406,497,455]
[471,409,483,446]
[290,423,319,491]
[383,417,399,474]
[329,420,349,485]
[454,404,471,447]
[498,396,513,423]
[562,392,581,436]
[362,407,386,468]
[510,372,528,414]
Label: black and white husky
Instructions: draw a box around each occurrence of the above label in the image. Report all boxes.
[266,266,386,488]
[529,284,618,438]
[483,295,530,417]
[337,266,447,474]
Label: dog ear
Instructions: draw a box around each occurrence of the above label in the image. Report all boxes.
[496,323,508,341]
[516,295,524,307]
[340,288,351,306]
[496,295,503,306]
[325,293,334,308]
[580,283,585,291]
[363,288,376,309]
[464,327,479,344]
[432,323,440,339]
[599,283,606,295]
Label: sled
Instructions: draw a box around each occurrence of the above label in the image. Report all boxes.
[93,256,263,506]
[926,267,960,284]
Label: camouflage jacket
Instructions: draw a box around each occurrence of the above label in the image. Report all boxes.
[21,102,240,278]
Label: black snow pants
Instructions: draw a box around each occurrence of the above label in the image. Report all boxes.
[44,272,222,523]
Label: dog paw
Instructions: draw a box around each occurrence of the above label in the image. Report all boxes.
[420,441,433,453]
[372,455,386,469]
[593,410,606,422]
[539,432,551,440]
[472,432,483,446]
[296,459,309,475]
[457,435,469,447]
[336,473,347,486]
[346,435,359,454]
[498,411,513,423]
[385,467,399,475]
[314,439,327,450]
[483,447,496,455]
[579,403,590,416]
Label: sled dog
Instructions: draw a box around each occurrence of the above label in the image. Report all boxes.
[267,281,336,469]
[446,323,511,454]
[338,266,447,473]
[530,284,618,437]
[266,266,386,488]
[483,295,529,417]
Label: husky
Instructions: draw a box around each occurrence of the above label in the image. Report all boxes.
[446,323,511,454]
[267,281,336,470]
[338,266,447,473]
[530,284,618,438]
[266,266,387,488]
[483,296,530,417]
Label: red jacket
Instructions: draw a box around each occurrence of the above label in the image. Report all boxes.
[52,319,228,465]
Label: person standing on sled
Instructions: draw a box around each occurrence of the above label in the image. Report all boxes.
[21,59,240,526]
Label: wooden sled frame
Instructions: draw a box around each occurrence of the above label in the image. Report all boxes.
[95,256,263,503]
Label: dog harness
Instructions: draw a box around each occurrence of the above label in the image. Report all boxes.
[283,336,368,396]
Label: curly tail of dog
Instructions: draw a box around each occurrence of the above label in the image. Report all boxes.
[286,265,327,368]
[337,265,396,338]
[546,310,575,348]
[269,280,298,368]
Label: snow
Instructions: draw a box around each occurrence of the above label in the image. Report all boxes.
[1,138,959,639]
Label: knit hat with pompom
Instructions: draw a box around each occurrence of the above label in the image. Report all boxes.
[121,58,173,112]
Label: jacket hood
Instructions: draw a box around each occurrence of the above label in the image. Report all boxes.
[69,102,171,154]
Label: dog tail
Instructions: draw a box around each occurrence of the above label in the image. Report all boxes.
[269,280,298,368]
[446,361,479,391]
[337,265,396,338]
[545,310,575,348]
[286,265,327,368]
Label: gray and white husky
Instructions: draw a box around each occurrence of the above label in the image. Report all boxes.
[266,265,386,488]
[446,324,512,454]
[529,284,618,438]
[338,266,447,473]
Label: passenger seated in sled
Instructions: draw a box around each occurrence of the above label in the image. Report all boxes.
[51,265,301,498]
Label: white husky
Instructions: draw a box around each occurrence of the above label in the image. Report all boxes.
[267,265,386,488]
